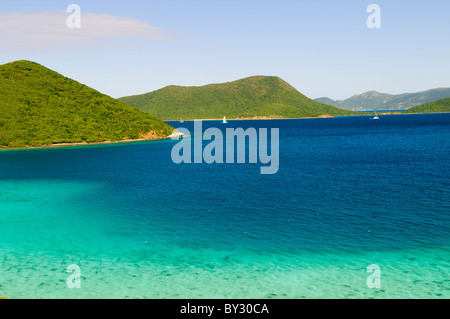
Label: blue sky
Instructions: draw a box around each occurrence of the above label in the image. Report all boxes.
[0,0,449,100]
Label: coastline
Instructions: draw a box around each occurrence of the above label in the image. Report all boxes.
[166,114,336,121]
[0,116,330,151]
[0,135,170,152]
[166,111,450,122]
[2,112,448,151]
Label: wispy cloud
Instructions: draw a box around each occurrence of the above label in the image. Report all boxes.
[0,11,178,54]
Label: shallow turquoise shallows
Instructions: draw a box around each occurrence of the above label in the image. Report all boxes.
[0,113,449,298]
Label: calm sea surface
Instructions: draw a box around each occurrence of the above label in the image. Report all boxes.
[0,113,449,298]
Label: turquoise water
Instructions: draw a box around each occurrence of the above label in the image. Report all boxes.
[0,114,449,298]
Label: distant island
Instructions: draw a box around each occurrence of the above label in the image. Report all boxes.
[315,88,450,111]
[118,76,356,120]
[0,60,173,149]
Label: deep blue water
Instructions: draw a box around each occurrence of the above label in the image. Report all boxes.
[0,113,449,298]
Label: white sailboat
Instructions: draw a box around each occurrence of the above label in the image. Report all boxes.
[222,116,228,124]
[372,111,379,120]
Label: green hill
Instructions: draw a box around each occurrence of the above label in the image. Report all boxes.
[0,60,173,148]
[403,97,450,114]
[119,76,355,120]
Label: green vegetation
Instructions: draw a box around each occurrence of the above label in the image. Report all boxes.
[119,76,355,120]
[315,88,450,111]
[403,97,450,114]
[0,60,173,148]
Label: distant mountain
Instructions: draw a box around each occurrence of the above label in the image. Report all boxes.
[0,60,173,148]
[315,88,450,111]
[119,76,355,120]
[403,97,450,114]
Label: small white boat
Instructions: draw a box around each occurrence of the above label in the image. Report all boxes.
[372,111,379,120]
[168,131,186,139]
[222,116,228,124]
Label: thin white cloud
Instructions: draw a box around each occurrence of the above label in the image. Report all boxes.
[0,11,178,53]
